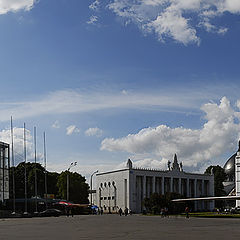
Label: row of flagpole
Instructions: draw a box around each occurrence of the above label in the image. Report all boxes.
[10,117,47,215]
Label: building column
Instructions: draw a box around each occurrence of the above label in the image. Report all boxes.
[143,176,146,199]
[186,178,189,197]
[201,180,204,210]
[170,177,173,192]
[178,179,181,195]
[236,152,240,207]
[161,177,164,195]
[152,177,156,193]
[99,188,101,208]
[194,179,197,211]
[114,186,117,209]
[194,179,197,197]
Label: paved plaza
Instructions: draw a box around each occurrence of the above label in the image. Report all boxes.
[0,214,240,240]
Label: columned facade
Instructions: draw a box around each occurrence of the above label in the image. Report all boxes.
[96,155,214,213]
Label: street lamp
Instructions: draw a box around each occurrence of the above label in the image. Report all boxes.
[90,170,98,206]
[67,162,77,201]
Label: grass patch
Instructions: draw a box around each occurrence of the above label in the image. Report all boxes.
[142,212,240,218]
[188,212,240,218]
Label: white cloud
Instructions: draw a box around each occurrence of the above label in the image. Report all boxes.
[121,89,128,95]
[52,120,60,129]
[87,15,98,24]
[85,127,103,137]
[102,0,240,45]
[0,0,35,14]
[0,127,44,166]
[66,125,80,135]
[101,97,240,169]
[89,0,100,11]
[217,0,240,14]
[47,161,117,184]
[218,27,228,35]
[0,89,203,122]
[146,7,200,45]
[0,85,238,123]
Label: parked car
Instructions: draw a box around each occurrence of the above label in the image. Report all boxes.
[39,209,62,217]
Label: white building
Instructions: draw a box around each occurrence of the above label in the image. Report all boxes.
[95,154,214,213]
[0,142,10,203]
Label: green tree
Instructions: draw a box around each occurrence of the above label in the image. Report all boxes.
[205,165,226,196]
[47,172,60,197]
[205,165,227,208]
[9,162,59,199]
[57,171,89,203]
[143,192,186,214]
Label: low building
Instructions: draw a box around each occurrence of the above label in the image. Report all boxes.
[95,154,214,213]
[0,142,10,203]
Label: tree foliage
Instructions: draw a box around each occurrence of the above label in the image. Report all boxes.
[205,165,227,208]
[205,165,226,196]
[9,162,89,204]
[57,171,89,203]
[143,192,187,214]
[10,162,47,198]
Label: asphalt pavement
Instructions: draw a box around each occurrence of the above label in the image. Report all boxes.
[0,214,239,240]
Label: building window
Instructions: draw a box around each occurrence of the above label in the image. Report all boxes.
[112,196,115,200]
[100,183,103,188]
[108,182,111,187]
[104,182,107,187]
[108,197,111,200]
[104,197,107,200]
[100,197,103,200]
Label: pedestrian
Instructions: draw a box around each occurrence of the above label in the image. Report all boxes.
[66,207,70,217]
[124,207,128,216]
[185,206,189,218]
[119,208,123,216]
[161,208,164,218]
[164,207,168,217]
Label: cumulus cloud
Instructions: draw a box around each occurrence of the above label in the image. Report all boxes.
[101,97,240,169]
[94,0,240,45]
[0,127,44,166]
[0,0,36,14]
[145,7,200,45]
[89,0,100,11]
[85,127,103,137]
[66,125,80,135]
[87,15,98,25]
[218,27,228,35]
[52,120,60,129]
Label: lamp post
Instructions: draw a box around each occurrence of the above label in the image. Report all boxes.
[90,170,98,206]
[67,162,77,201]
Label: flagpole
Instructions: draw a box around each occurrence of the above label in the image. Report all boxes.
[23,123,28,215]
[34,126,38,213]
[43,132,48,210]
[10,117,16,214]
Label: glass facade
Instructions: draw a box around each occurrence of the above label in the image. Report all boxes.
[0,142,10,203]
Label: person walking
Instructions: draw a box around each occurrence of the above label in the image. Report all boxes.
[66,207,70,217]
[124,207,128,216]
[185,206,189,218]
[119,208,123,216]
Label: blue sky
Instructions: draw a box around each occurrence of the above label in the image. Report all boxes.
[1,0,240,181]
